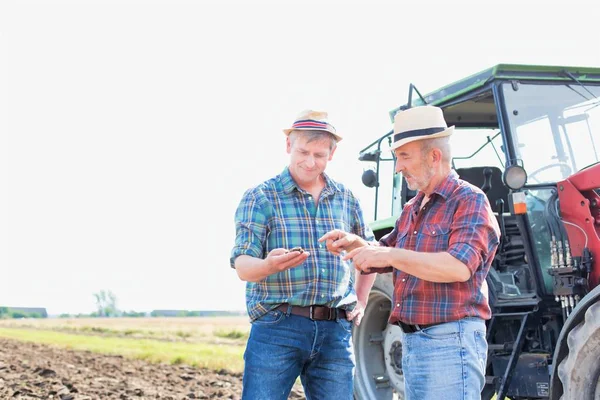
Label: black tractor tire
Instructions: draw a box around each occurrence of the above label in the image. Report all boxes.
[353,273,405,400]
[557,301,600,400]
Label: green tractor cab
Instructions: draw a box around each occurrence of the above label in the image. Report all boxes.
[355,64,600,400]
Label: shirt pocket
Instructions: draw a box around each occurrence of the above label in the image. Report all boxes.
[396,229,409,248]
[418,223,451,252]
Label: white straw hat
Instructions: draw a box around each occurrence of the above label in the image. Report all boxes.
[391,105,454,150]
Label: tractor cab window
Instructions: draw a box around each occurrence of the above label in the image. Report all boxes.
[502,82,600,184]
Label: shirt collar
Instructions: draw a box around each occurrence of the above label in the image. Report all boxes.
[280,167,297,194]
[406,170,459,208]
[431,170,459,200]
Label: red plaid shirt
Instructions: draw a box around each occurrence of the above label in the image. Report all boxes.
[378,171,500,325]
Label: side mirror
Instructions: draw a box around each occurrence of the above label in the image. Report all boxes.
[362,169,378,188]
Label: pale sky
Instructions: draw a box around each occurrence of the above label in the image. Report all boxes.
[1,0,599,315]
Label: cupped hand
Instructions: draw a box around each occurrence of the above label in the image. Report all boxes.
[266,248,310,273]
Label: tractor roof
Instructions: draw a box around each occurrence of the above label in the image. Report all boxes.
[389,64,600,123]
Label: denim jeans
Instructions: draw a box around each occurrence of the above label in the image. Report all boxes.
[402,317,487,400]
[242,308,355,400]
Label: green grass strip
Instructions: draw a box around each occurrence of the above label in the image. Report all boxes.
[0,328,244,373]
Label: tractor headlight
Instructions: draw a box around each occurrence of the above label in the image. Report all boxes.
[503,165,527,190]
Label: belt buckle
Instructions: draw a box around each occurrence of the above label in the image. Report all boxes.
[325,307,335,321]
[309,306,335,321]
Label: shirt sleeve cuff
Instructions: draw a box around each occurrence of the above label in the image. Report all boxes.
[230,247,262,268]
[447,243,481,274]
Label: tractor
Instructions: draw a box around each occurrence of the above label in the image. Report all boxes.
[353,64,600,400]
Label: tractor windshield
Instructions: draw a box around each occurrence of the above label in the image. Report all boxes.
[502,82,600,185]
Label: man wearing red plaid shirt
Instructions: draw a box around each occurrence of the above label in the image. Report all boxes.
[320,105,500,400]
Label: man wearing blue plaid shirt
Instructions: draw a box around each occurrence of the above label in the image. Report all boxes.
[231,109,376,400]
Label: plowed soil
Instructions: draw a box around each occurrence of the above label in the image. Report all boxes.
[0,338,304,399]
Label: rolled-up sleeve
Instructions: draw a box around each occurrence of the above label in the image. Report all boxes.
[447,191,500,275]
[230,189,267,268]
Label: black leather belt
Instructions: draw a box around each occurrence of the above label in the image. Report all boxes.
[276,304,346,321]
[396,320,444,334]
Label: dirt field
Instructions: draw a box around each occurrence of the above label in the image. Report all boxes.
[0,338,304,400]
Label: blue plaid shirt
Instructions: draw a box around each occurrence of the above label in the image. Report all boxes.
[231,167,375,321]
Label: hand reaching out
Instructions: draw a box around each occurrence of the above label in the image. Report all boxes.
[318,229,367,255]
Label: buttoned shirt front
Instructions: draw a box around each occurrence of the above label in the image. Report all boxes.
[379,171,500,325]
[231,167,375,321]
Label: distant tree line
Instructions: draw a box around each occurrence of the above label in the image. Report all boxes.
[149,310,245,317]
[0,307,45,319]
[55,310,243,318]
[1,291,245,319]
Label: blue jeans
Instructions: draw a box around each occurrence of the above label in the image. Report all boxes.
[402,317,487,400]
[242,308,355,400]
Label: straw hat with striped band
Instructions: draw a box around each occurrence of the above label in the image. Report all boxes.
[283,110,342,142]
[391,105,454,151]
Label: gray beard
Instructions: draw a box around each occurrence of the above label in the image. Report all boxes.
[406,168,434,192]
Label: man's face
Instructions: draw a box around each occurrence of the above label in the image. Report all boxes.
[394,140,434,192]
[287,134,336,185]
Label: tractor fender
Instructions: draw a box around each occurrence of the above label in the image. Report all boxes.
[549,285,600,400]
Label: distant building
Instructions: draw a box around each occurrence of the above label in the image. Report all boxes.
[5,307,48,318]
